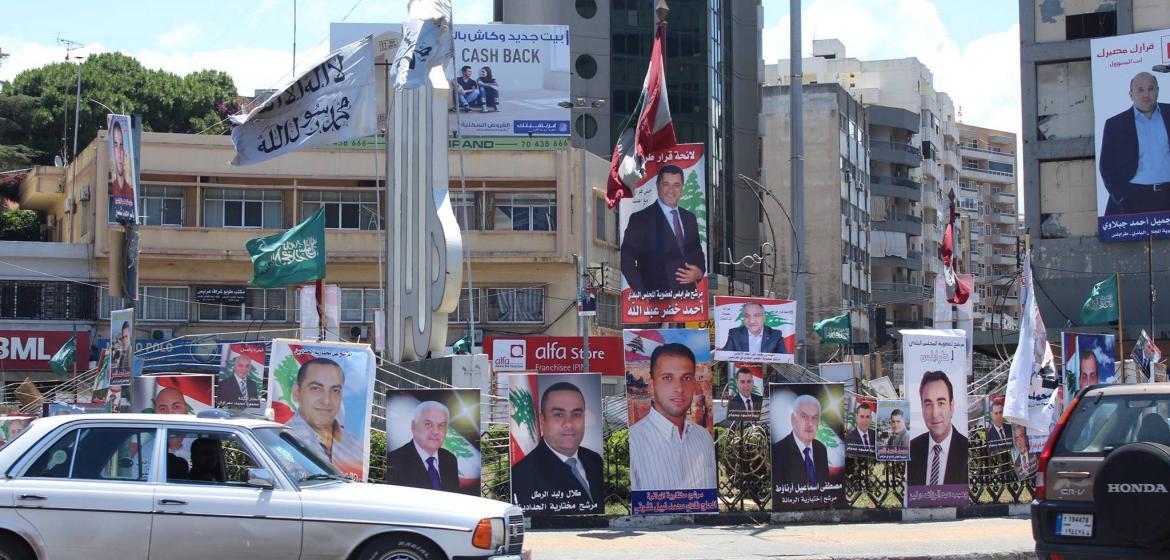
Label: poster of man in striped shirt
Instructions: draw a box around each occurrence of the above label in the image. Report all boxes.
[624,328,718,514]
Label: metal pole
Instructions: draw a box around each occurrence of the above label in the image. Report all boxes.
[581,140,591,372]
[1150,232,1156,340]
[790,0,807,365]
[72,59,83,158]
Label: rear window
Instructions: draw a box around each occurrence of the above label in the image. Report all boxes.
[1055,394,1170,455]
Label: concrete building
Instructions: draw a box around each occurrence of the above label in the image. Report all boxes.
[495,0,765,290]
[956,123,1020,332]
[1020,1,1170,345]
[18,132,616,382]
[769,39,962,343]
[760,83,871,360]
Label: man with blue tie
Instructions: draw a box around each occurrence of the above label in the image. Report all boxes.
[772,394,830,489]
[620,165,706,294]
[385,401,461,493]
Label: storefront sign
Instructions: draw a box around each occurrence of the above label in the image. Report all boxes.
[485,336,624,375]
[195,286,247,305]
[0,330,90,372]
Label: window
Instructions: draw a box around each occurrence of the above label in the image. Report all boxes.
[25,427,156,481]
[597,292,619,330]
[141,185,185,226]
[198,288,287,322]
[165,430,261,485]
[1065,10,1116,41]
[573,114,598,140]
[485,287,544,323]
[595,197,617,244]
[454,288,481,323]
[494,193,557,231]
[301,190,379,230]
[0,281,97,320]
[575,54,598,79]
[203,188,282,229]
[140,286,190,321]
[340,288,382,323]
[451,193,479,230]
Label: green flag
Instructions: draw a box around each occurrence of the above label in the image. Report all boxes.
[246,208,326,288]
[814,312,852,345]
[1080,276,1119,325]
[48,336,76,378]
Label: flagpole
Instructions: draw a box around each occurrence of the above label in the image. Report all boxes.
[1116,271,1124,363]
[1149,232,1155,345]
[316,278,325,342]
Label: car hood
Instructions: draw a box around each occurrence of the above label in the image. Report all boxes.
[299,481,519,529]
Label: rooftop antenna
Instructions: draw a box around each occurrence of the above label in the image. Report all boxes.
[57,35,85,162]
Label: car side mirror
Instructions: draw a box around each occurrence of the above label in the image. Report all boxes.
[246,468,275,489]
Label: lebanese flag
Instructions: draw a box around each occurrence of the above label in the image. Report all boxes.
[606,24,676,207]
[508,374,541,466]
[941,207,971,304]
[623,329,667,365]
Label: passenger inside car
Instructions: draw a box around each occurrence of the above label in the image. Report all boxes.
[186,437,226,483]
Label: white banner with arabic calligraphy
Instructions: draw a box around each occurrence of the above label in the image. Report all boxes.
[1091,28,1170,241]
[230,35,377,166]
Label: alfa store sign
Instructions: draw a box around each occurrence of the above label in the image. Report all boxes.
[485,336,623,376]
[0,330,90,372]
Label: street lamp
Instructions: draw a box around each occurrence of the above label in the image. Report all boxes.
[559,97,606,373]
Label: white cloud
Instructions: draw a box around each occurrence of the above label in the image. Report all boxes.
[158,23,200,50]
[0,36,106,83]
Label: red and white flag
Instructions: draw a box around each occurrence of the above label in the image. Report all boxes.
[941,207,972,304]
[606,24,676,207]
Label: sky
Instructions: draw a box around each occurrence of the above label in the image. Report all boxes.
[0,0,1021,136]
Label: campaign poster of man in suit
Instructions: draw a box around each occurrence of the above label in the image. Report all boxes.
[1091,30,1170,241]
[875,399,911,461]
[109,309,135,387]
[723,364,763,423]
[385,388,481,496]
[844,396,877,458]
[508,373,604,514]
[903,329,970,507]
[713,297,796,363]
[215,343,266,411]
[769,383,846,510]
[984,395,1012,454]
[618,144,709,324]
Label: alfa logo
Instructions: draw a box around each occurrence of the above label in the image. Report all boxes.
[492,339,526,371]
[1107,483,1167,493]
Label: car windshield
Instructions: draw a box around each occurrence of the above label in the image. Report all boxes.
[252,428,347,487]
[1056,393,1170,455]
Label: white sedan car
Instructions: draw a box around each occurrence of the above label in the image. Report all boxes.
[0,412,525,560]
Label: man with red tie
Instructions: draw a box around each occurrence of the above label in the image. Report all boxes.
[620,165,706,294]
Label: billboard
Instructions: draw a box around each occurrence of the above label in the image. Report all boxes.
[215,343,267,411]
[844,395,877,458]
[330,23,570,138]
[619,145,709,324]
[712,296,796,363]
[1091,29,1170,241]
[1061,332,1118,394]
[485,336,624,376]
[902,329,969,507]
[129,375,215,415]
[384,388,481,496]
[0,330,90,372]
[722,363,764,423]
[769,383,846,510]
[107,114,138,224]
[875,399,911,461]
[109,309,135,387]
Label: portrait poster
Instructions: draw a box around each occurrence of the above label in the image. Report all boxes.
[385,388,481,496]
[769,383,846,510]
[129,375,215,414]
[984,394,1013,454]
[0,416,34,446]
[902,329,970,507]
[106,113,138,224]
[619,145,709,324]
[721,363,764,423]
[1011,424,1039,481]
[875,399,911,462]
[508,373,604,514]
[623,328,717,514]
[1062,332,1118,395]
[712,296,796,363]
[215,343,267,411]
[109,308,135,387]
[268,339,376,481]
[844,395,877,458]
[1091,29,1170,241]
[868,376,899,399]
[577,287,598,317]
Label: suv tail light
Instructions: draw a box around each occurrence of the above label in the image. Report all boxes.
[1036,393,1080,500]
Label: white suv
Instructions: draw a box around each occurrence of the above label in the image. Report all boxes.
[0,413,525,560]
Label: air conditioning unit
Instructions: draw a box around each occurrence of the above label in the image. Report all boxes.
[64,198,74,214]
[151,328,174,341]
[349,325,370,340]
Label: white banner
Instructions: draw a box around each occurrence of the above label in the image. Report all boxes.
[1004,254,1058,434]
[299,284,341,341]
[231,35,377,166]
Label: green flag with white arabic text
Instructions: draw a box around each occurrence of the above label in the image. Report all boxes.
[814,313,852,346]
[1080,276,1119,325]
[48,335,76,378]
[246,208,326,288]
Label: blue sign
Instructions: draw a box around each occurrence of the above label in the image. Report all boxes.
[1099,213,1170,242]
[514,120,570,136]
[96,335,230,374]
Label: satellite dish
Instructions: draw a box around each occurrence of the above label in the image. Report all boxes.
[53,155,64,167]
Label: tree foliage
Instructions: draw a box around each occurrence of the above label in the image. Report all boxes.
[0,208,42,241]
[0,52,241,168]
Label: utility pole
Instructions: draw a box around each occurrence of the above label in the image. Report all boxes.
[57,36,85,162]
[790,0,807,365]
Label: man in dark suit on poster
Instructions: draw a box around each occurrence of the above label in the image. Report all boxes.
[1099,71,1170,215]
[725,367,762,420]
[511,382,604,513]
[772,394,830,487]
[844,401,877,453]
[386,400,460,493]
[216,353,260,407]
[721,302,787,354]
[908,370,970,486]
[620,165,706,294]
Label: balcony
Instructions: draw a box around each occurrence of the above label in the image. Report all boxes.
[969,230,981,242]
[873,213,923,236]
[993,191,1016,205]
[873,250,923,271]
[993,254,1015,266]
[959,144,1017,166]
[872,282,927,304]
[961,164,1014,183]
[992,234,1016,246]
[993,212,1017,225]
[870,175,922,202]
[868,105,920,132]
[871,140,923,168]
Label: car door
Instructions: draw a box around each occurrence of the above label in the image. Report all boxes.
[11,423,159,560]
[149,427,302,560]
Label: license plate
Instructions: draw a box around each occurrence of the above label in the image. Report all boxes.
[1056,513,1093,537]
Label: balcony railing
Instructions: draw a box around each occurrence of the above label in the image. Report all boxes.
[873,213,923,236]
[872,282,928,304]
[962,164,1014,178]
[873,140,922,156]
[870,175,921,201]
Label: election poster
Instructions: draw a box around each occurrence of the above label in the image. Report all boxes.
[0,416,34,446]
[1011,424,1039,481]
[129,374,215,415]
[623,328,717,514]
[215,343,267,411]
[109,308,135,387]
[844,395,877,458]
[876,399,911,461]
[1062,332,1118,395]
[769,383,846,510]
[508,373,604,514]
[268,339,376,481]
[1091,28,1170,241]
[902,329,970,507]
[722,363,764,423]
[107,114,138,224]
[984,394,1014,454]
[712,296,796,363]
[330,23,570,138]
[385,388,481,496]
[619,145,709,324]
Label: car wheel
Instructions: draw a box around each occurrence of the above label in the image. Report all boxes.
[1092,441,1170,545]
[0,534,34,560]
[356,534,444,560]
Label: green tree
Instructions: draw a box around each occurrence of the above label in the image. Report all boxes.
[0,208,41,241]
